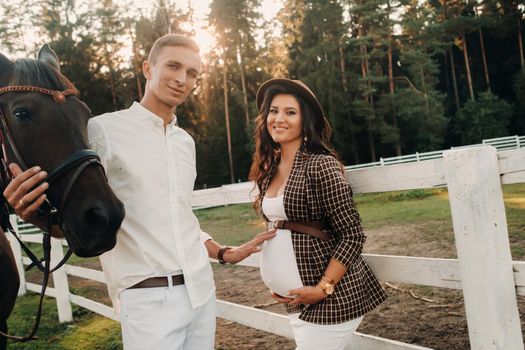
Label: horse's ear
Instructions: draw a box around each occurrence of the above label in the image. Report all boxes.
[0,52,12,86]
[0,52,10,68]
[0,53,13,87]
[38,44,60,72]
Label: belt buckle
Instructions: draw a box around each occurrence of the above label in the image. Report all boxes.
[267,221,276,230]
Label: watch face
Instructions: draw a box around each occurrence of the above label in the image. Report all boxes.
[320,281,334,295]
[326,284,334,294]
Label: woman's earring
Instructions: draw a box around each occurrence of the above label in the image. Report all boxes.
[301,136,308,151]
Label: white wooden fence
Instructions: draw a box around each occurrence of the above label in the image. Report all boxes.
[346,134,524,170]
[6,146,525,350]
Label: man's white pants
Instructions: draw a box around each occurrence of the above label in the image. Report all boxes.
[119,284,216,350]
[289,314,363,350]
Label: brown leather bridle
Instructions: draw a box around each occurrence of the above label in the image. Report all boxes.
[0,85,104,342]
[0,85,78,104]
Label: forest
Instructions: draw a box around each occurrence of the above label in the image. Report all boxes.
[1,0,524,187]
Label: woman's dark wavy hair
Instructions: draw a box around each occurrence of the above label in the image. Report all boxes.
[248,84,341,212]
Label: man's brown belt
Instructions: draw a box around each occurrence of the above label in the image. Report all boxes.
[128,274,185,289]
[267,220,330,241]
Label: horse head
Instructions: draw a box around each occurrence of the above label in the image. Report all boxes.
[0,45,124,257]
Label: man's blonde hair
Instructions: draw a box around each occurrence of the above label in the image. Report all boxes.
[147,34,200,64]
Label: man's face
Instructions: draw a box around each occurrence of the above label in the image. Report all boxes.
[143,45,201,108]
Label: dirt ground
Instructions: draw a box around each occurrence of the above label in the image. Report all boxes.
[26,222,525,349]
[212,221,525,350]
[213,264,478,350]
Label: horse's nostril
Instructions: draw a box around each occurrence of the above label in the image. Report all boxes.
[85,206,110,233]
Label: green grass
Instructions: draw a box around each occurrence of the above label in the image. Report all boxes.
[195,185,525,258]
[7,183,524,348]
[196,203,264,245]
[195,188,454,241]
[16,241,98,266]
[504,183,525,258]
[6,294,122,349]
[356,188,452,230]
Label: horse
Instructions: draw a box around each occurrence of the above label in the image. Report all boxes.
[0,45,125,348]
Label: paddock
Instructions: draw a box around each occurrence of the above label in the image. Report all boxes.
[7,145,525,349]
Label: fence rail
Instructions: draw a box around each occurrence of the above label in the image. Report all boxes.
[7,146,525,350]
[346,135,524,170]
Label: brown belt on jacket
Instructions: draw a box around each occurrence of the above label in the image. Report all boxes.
[267,220,330,241]
[128,274,185,289]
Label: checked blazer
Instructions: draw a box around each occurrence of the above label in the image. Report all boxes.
[261,148,387,324]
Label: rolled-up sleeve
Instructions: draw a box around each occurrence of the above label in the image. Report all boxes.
[316,156,366,269]
[200,230,212,244]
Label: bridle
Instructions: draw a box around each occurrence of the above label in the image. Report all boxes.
[0,85,104,342]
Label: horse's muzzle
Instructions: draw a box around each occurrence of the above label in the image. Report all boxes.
[65,200,125,257]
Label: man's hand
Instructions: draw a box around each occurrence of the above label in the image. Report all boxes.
[3,163,48,230]
[223,228,276,264]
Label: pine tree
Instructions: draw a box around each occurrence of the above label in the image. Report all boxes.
[288,0,363,163]
[207,0,263,182]
[0,2,34,55]
[93,0,127,110]
[394,0,448,151]
[454,90,513,143]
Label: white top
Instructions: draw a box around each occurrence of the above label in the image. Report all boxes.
[88,102,214,312]
[260,194,304,297]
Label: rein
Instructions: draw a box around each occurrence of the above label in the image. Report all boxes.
[0,85,103,342]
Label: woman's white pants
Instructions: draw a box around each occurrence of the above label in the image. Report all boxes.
[289,314,364,350]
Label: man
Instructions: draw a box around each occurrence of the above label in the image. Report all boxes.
[3,34,275,349]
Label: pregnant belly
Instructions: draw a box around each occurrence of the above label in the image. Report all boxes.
[259,229,303,297]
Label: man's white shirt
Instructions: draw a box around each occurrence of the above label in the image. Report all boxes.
[88,102,214,313]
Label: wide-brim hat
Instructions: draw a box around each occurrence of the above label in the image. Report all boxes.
[256,78,326,122]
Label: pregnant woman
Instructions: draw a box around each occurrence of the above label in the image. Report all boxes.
[249,78,387,350]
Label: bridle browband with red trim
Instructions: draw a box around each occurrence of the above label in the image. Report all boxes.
[0,85,104,342]
[0,85,78,104]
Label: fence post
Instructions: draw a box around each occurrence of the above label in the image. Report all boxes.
[443,146,523,349]
[7,214,26,296]
[380,157,384,166]
[517,135,520,149]
[50,238,73,322]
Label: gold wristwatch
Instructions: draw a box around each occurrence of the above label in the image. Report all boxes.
[317,276,336,295]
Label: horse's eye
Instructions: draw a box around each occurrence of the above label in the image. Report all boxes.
[13,108,32,121]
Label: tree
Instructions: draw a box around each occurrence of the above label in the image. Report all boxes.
[0,2,34,55]
[209,0,261,128]
[453,90,513,144]
[385,0,405,155]
[512,70,525,132]
[30,0,117,115]
[208,0,263,182]
[93,0,128,110]
[347,0,385,161]
[395,0,448,151]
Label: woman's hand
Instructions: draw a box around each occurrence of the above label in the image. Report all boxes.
[286,285,327,306]
[270,291,294,304]
[3,163,48,230]
[224,228,276,264]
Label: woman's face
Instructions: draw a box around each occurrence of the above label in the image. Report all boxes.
[266,94,303,147]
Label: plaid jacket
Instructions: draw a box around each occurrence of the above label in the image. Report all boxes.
[261,148,387,324]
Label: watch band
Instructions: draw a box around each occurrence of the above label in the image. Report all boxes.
[218,246,232,265]
[321,275,335,284]
[318,275,336,295]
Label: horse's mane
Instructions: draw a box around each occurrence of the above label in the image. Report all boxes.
[13,59,76,91]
